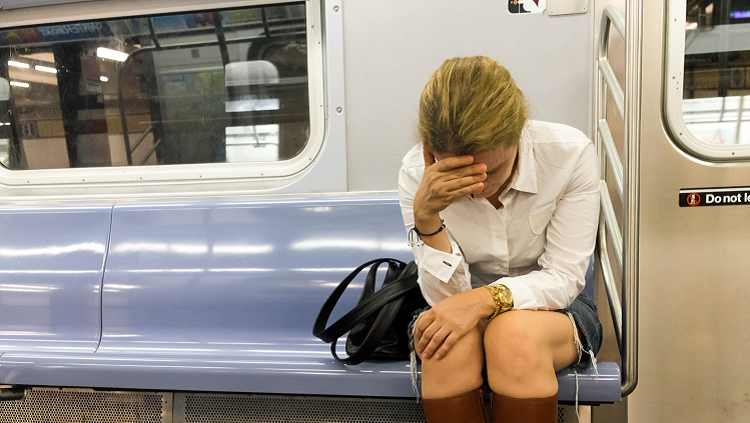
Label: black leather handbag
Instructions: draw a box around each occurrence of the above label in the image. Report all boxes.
[313,258,428,365]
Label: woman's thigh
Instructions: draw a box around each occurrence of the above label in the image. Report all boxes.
[419,323,486,399]
[483,310,578,397]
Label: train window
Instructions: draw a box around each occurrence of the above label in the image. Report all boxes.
[0,0,328,192]
[666,0,750,160]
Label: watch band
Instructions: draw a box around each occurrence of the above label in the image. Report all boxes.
[484,284,514,321]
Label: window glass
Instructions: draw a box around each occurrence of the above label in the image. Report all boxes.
[683,0,750,146]
[0,2,309,170]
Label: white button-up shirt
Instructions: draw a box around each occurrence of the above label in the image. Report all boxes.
[398,121,599,310]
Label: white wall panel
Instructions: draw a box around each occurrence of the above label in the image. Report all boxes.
[342,0,595,191]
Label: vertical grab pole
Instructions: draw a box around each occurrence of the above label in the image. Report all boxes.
[621,0,642,397]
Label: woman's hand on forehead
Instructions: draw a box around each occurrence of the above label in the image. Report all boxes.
[424,149,480,171]
[414,147,487,218]
[423,149,488,184]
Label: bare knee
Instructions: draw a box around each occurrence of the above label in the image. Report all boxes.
[483,311,558,397]
[485,312,544,380]
[421,326,484,399]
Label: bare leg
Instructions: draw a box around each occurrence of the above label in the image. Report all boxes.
[420,325,485,399]
[484,310,579,398]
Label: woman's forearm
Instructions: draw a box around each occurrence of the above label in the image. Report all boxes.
[414,212,452,253]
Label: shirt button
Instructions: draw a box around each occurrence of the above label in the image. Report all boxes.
[495,232,503,238]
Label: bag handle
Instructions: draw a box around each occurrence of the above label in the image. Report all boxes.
[312,258,406,343]
[357,258,404,303]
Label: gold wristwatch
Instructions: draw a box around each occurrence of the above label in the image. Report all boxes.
[484,284,514,321]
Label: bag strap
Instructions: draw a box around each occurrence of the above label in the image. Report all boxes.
[330,293,406,365]
[356,259,403,304]
[332,263,419,364]
[312,258,406,343]
[314,267,418,344]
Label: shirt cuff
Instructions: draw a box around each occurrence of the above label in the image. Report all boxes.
[492,278,539,310]
[412,239,464,283]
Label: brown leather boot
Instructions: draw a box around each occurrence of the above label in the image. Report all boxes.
[491,392,558,422]
[422,389,487,423]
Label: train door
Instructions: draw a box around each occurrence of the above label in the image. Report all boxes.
[636,0,750,421]
[595,0,750,421]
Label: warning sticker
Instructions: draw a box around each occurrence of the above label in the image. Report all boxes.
[679,186,750,207]
[508,0,547,14]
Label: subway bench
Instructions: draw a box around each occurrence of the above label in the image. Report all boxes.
[0,193,620,404]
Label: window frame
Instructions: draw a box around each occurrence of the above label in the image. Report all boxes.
[665,0,750,161]
[0,0,339,197]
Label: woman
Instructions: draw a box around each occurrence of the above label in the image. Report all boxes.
[398,56,602,423]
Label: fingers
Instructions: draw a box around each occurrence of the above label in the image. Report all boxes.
[433,156,482,174]
[423,171,485,205]
[415,314,433,354]
[415,313,459,360]
[441,174,486,194]
[433,333,460,360]
[419,326,449,360]
[415,151,487,217]
[413,314,426,349]
[424,161,486,189]
[421,145,484,175]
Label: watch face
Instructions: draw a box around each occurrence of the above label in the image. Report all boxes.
[500,286,513,305]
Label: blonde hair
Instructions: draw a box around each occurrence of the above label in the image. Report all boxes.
[418,56,528,155]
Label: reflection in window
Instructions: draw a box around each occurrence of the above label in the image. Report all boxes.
[684,0,750,145]
[0,2,309,170]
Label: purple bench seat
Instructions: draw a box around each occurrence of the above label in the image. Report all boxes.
[0,194,620,404]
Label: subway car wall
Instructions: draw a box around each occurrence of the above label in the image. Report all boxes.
[0,2,599,422]
[3,0,749,422]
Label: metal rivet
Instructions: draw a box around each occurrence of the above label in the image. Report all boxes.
[333,5,340,12]
[336,107,342,114]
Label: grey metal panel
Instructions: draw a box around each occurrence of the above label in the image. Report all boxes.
[628,0,750,421]
[548,0,590,16]
[0,388,171,423]
[0,0,95,9]
[0,204,111,354]
[342,0,595,192]
[173,393,426,423]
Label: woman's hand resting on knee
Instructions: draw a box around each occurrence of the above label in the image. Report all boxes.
[415,288,497,360]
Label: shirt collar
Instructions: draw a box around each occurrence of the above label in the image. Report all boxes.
[510,139,538,194]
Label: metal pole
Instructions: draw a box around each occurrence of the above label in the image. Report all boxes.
[621,0,642,397]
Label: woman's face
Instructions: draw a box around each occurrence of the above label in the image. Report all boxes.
[434,144,518,199]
